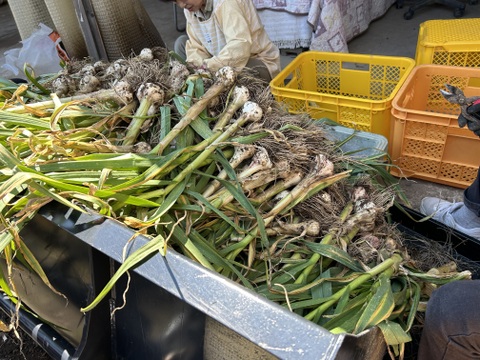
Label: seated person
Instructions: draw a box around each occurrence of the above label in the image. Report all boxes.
[165,0,281,82]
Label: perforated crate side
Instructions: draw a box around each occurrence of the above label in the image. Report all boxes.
[270,51,415,138]
[429,50,480,67]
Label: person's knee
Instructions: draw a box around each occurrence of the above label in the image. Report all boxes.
[419,281,480,360]
[426,280,480,328]
[173,35,188,60]
[245,58,271,82]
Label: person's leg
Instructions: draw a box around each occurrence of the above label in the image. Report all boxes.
[464,167,480,216]
[417,280,480,360]
[420,166,480,239]
[173,34,188,61]
[245,58,272,82]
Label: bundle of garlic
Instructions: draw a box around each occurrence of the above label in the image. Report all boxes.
[0,49,473,359]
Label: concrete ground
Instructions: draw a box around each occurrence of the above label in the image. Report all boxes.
[1,1,480,211]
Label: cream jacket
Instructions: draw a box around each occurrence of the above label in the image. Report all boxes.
[184,0,281,78]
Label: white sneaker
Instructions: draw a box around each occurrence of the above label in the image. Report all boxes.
[420,197,480,240]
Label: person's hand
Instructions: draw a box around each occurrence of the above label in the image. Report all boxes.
[459,100,480,137]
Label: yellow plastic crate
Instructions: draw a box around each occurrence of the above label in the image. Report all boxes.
[415,19,480,67]
[270,51,415,139]
[390,65,480,189]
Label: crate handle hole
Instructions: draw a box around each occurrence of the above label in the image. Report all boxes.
[342,62,370,71]
[467,77,480,90]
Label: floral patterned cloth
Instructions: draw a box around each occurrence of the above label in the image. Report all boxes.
[307,0,397,52]
[253,0,396,51]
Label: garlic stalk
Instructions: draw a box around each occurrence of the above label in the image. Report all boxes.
[213,86,250,131]
[150,66,237,155]
[294,186,383,286]
[210,167,281,210]
[262,154,335,217]
[122,83,164,146]
[202,144,256,198]
[5,81,134,114]
[304,254,403,321]
[159,101,263,200]
[294,202,354,285]
[266,220,320,237]
[220,165,351,266]
[206,146,271,204]
[241,168,280,191]
[249,171,304,206]
[236,146,272,179]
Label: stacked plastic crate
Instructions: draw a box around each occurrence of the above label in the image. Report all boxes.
[390,18,480,188]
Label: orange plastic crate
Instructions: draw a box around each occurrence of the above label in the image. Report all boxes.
[390,65,480,188]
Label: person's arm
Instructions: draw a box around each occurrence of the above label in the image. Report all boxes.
[185,23,212,68]
[203,0,252,72]
[461,100,480,137]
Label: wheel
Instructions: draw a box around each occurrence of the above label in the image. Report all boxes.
[404,9,414,20]
[396,0,404,9]
[454,7,465,18]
